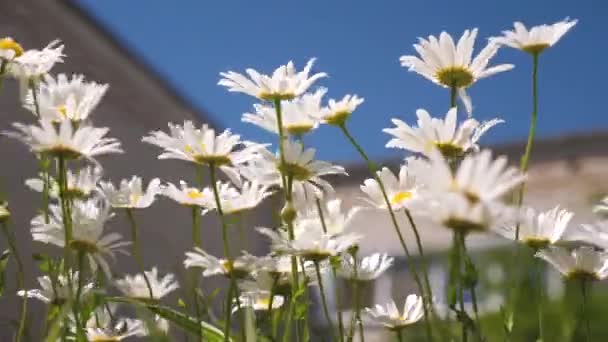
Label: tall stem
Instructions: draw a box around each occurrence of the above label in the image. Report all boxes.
[57,156,73,272]
[404,210,435,307]
[1,221,27,342]
[338,123,432,341]
[580,279,590,341]
[351,253,365,342]
[535,257,544,342]
[516,53,540,239]
[450,86,457,109]
[314,261,337,342]
[396,329,404,342]
[125,209,154,298]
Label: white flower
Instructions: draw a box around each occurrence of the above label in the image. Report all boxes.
[241,140,346,196]
[24,73,108,122]
[219,180,274,215]
[338,253,394,281]
[99,176,161,209]
[400,29,513,114]
[7,40,64,81]
[115,267,179,300]
[85,318,146,341]
[495,206,574,248]
[361,165,421,211]
[365,295,425,330]
[243,88,326,136]
[536,246,608,281]
[184,247,260,278]
[0,37,24,61]
[219,58,327,100]
[491,19,577,54]
[295,198,361,236]
[31,199,130,276]
[254,257,317,289]
[383,108,502,159]
[570,222,608,250]
[317,94,364,126]
[236,291,285,312]
[17,272,93,305]
[593,196,608,215]
[25,166,102,199]
[142,121,262,185]
[5,119,122,161]
[257,226,361,262]
[161,180,214,207]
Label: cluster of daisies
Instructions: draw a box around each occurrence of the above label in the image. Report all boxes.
[1,17,602,342]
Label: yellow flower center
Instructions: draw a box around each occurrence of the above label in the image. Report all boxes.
[259,91,295,101]
[286,123,314,136]
[90,337,120,342]
[391,191,412,205]
[435,66,474,88]
[187,189,204,200]
[69,239,99,254]
[277,162,312,181]
[566,270,599,281]
[434,142,465,160]
[0,38,24,57]
[325,111,350,126]
[130,193,141,204]
[57,105,68,118]
[257,297,271,308]
[522,237,550,250]
[444,217,486,233]
[184,144,195,154]
[522,44,549,55]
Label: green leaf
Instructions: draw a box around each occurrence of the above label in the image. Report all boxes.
[106,296,228,341]
[0,249,11,296]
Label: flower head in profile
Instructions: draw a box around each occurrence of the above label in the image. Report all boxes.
[31,199,130,276]
[161,180,214,208]
[24,73,108,122]
[5,119,122,161]
[184,247,260,279]
[218,180,274,215]
[85,318,146,342]
[143,121,262,185]
[400,29,513,113]
[0,37,24,61]
[338,253,394,281]
[536,246,608,281]
[25,166,102,199]
[99,176,161,209]
[492,19,577,55]
[361,165,421,211]
[294,198,361,236]
[317,94,364,126]
[243,88,326,136]
[365,295,425,330]
[593,196,608,215]
[257,226,361,262]
[236,275,285,311]
[7,40,64,82]
[254,256,317,290]
[570,222,608,250]
[219,58,327,101]
[496,206,574,249]
[384,108,503,159]
[115,267,179,300]
[18,272,93,305]
[241,140,346,197]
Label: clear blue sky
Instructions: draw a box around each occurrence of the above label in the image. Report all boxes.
[76,0,607,163]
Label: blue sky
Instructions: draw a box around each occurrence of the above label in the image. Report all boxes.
[76,0,607,162]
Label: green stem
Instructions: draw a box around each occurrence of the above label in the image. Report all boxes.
[314,261,337,342]
[30,80,41,117]
[516,53,540,239]
[41,156,51,224]
[536,257,544,342]
[351,254,364,342]
[125,209,154,298]
[194,166,205,341]
[339,123,432,341]
[450,86,457,109]
[404,210,435,309]
[191,206,202,248]
[1,221,28,342]
[72,250,86,339]
[580,279,590,341]
[57,156,72,271]
[396,329,404,342]
[0,60,6,94]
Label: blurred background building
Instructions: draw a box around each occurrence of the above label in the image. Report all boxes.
[1,0,607,341]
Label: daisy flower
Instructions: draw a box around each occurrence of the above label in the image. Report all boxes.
[241,139,346,197]
[161,180,215,207]
[383,108,503,159]
[361,165,422,211]
[593,196,608,215]
[115,267,179,300]
[7,39,64,84]
[0,202,9,221]
[492,19,577,55]
[31,199,130,276]
[295,198,361,236]
[400,29,513,113]
[257,226,361,262]
[254,257,317,291]
[218,58,327,101]
[17,272,94,305]
[85,318,146,341]
[337,253,394,281]
[242,88,326,135]
[98,176,162,209]
[496,206,574,249]
[4,119,122,161]
[184,247,260,278]
[24,73,108,122]
[142,121,262,185]
[570,222,608,250]
[236,291,285,312]
[365,295,425,330]
[317,94,364,126]
[0,37,24,61]
[536,246,608,281]
[218,180,274,215]
[25,166,102,199]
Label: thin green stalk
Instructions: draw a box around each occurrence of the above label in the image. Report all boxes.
[396,329,404,342]
[403,210,435,308]
[41,156,51,224]
[194,166,205,341]
[535,257,544,342]
[351,254,364,342]
[338,123,432,341]
[57,156,73,272]
[72,250,86,339]
[0,60,6,93]
[580,279,591,341]
[314,261,337,342]
[516,52,540,239]
[1,221,28,342]
[450,86,457,109]
[125,209,154,298]
[192,206,202,248]
[30,80,41,117]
